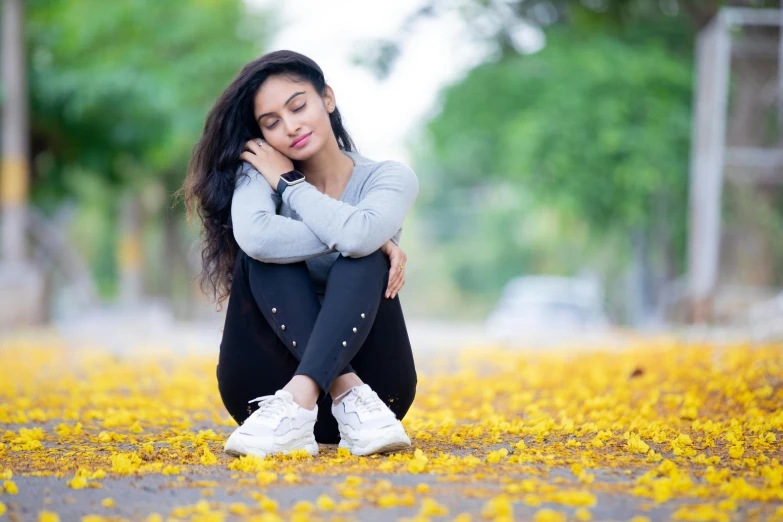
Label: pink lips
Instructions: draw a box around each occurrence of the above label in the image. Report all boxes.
[291,132,312,148]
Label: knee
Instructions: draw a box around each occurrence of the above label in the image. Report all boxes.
[246,255,309,274]
[336,248,389,272]
[338,247,385,260]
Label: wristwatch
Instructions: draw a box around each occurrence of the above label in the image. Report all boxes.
[275,169,306,196]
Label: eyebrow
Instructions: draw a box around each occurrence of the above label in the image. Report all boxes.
[257,91,306,124]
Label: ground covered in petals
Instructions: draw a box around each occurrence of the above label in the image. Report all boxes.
[0,334,782,522]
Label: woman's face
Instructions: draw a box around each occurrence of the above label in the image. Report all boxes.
[253,75,334,159]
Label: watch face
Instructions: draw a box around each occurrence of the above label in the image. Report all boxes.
[281,170,305,183]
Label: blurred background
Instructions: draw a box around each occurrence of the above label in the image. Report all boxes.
[2,0,782,348]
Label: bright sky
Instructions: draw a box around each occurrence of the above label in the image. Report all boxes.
[248,0,494,164]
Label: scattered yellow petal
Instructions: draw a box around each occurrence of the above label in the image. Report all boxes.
[38,511,60,522]
[316,494,336,511]
[533,508,566,522]
[574,507,592,521]
[200,447,218,465]
[419,497,449,516]
[228,502,249,515]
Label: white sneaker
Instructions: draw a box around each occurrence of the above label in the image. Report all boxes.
[224,389,319,458]
[331,384,411,456]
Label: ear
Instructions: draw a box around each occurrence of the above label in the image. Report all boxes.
[323,84,337,111]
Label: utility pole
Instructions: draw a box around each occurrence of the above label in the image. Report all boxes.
[1,0,44,328]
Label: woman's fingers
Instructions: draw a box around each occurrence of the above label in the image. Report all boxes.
[386,256,400,298]
[239,151,255,164]
[241,140,269,166]
[245,139,265,154]
[239,150,264,171]
[386,251,407,299]
[390,272,404,299]
[393,253,407,298]
[386,250,402,298]
[393,260,406,298]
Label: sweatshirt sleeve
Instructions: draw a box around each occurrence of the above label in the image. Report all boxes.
[280,160,419,258]
[231,161,336,263]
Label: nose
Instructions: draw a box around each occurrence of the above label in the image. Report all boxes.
[283,115,301,136]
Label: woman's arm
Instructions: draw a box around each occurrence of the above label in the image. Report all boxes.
[231,161,336,263]
[280,161,419,258]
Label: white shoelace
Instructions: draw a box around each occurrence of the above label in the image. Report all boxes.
[351,387,388,416]
[246,394,288,423]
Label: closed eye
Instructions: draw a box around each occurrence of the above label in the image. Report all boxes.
[265,104,306,130]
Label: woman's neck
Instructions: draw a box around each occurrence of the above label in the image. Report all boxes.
[295,145,355,197]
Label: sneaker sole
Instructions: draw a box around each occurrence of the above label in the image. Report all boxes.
[224,432,319,458]
[339,430,412,457]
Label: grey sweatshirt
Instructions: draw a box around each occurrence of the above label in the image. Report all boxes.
[231,149,419,297]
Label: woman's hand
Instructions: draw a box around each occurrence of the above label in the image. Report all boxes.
[240,139,295,191]
[380,239,407,299]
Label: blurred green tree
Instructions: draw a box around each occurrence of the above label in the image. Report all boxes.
[409,27,691,320]
[366,0,779,323]
[22,0,272,303]
[427,26,691,248]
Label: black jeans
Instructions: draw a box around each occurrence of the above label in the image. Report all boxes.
[216,248,418,444]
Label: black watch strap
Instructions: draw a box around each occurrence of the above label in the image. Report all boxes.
[276,177,288,196]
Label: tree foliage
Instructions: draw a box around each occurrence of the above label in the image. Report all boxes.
[408,23,694,316]
[24,0,272,206]
[15,0,271,301]
[425,27,692,237]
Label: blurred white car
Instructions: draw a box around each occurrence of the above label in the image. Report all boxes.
[484,275,610,343]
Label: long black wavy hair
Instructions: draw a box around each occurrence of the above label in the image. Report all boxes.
[176,50,357,309]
